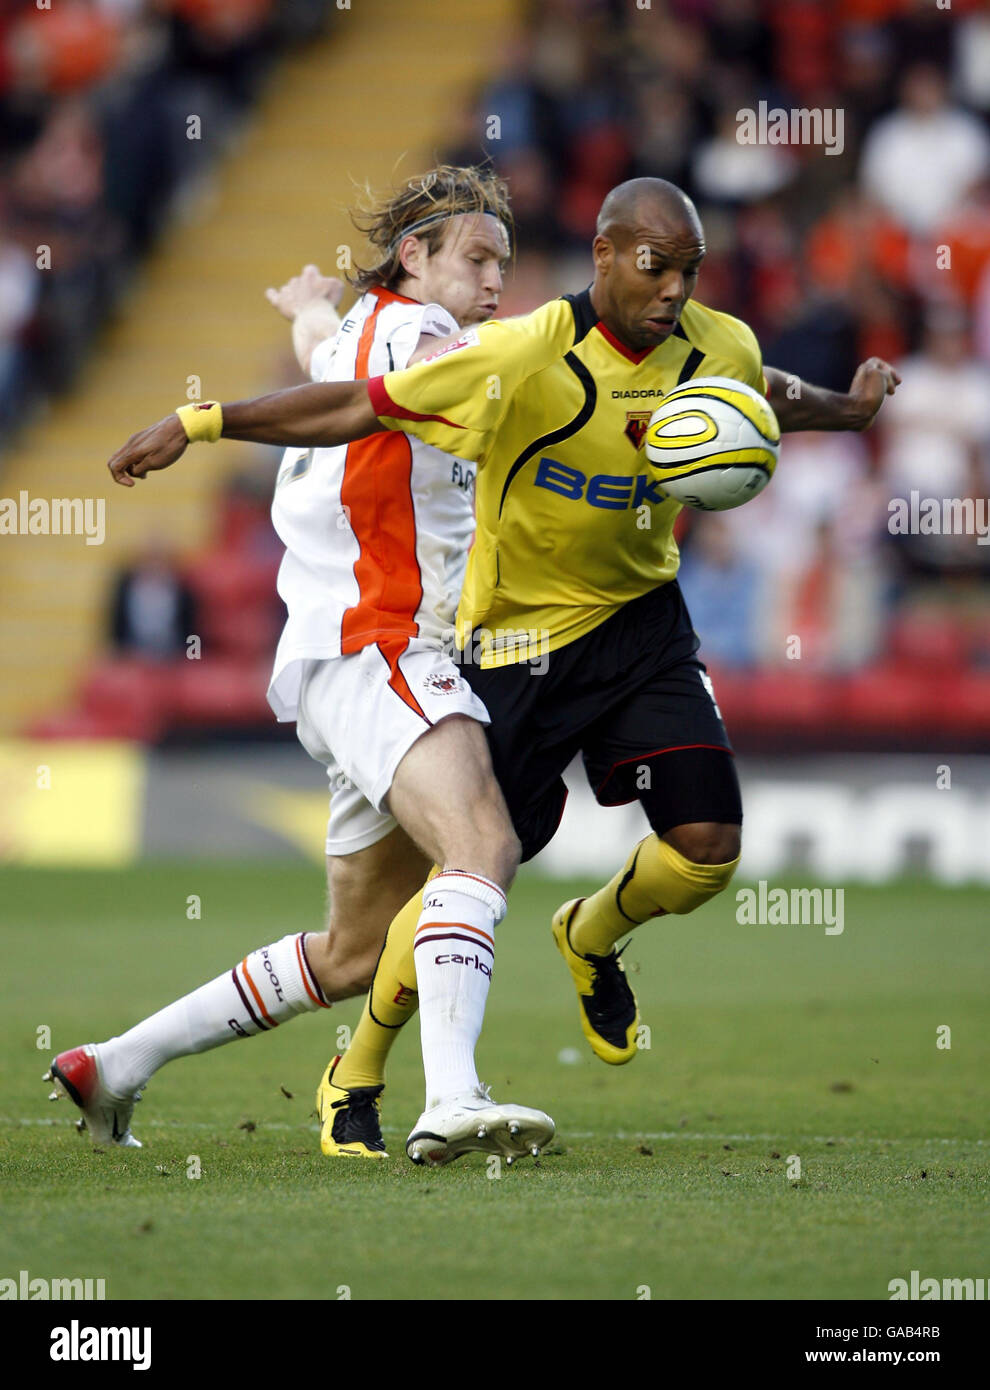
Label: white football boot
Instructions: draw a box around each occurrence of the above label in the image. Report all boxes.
[44,1044,142,1148]
[406,1085,554,1167]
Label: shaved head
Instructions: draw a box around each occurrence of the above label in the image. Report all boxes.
[596,178,702,243]
[590,178,706,352]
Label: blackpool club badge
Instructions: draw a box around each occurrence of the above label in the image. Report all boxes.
[424,672,464,696]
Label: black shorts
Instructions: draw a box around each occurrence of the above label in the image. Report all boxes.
[462,582,742,861]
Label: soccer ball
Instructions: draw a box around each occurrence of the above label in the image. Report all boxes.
[644,376,780,511]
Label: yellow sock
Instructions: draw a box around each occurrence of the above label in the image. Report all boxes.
[570,834,740,958]
[333,872,433,1090]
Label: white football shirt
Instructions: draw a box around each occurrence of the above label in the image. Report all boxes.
[268,287,472,721]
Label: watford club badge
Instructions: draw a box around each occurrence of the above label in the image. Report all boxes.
[625,411,652,448]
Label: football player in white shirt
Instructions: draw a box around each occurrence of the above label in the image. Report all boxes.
[49,167,554,1167]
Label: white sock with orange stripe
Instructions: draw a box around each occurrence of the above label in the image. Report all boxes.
[97,933,330,1097]
[413,870,507,1108]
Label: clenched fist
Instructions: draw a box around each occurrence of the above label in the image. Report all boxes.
[108,414,188,487]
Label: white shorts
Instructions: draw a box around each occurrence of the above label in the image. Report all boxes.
[294,641,490,857]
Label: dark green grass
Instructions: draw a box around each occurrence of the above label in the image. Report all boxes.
[1,864,987,1300]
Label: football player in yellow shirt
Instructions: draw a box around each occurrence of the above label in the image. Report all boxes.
[109,177,899,1160]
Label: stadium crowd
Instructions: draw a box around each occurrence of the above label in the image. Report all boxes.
[0,0,330,436]
[6,0,990,742]
[447,0,990,678]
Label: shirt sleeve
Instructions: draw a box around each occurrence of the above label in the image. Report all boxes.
[367,298,577,462]
[703,314,773,400]
[720,313,766,395]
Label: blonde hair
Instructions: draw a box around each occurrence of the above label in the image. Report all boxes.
[349,164,512,293]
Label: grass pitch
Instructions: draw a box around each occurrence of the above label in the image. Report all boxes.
[1,863,987,1301]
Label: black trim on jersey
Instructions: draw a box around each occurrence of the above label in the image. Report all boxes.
[564,287,598,344]
[672,322,706,384]
[677,346,705,383]
[497,352,598,517]
[386,341,395,372]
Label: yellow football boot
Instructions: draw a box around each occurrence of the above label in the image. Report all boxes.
[315,1055,388,1159]
[551,900,640,1064]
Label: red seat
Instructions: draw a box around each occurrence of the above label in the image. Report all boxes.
[887,613,968,671]
[26,706,161,741]
[169,657,273,727]
[838,665,937,734]
[80,658,172,715]
[941,672,990,735]
[713,668,837,734]
[184,552,279,610]
[185,553,281,658]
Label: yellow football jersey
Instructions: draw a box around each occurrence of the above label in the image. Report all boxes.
[368,288,765,666]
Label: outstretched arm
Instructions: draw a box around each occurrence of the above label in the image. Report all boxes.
[765,357,901,432]
[107,380,379,487]
[265,264,345,376]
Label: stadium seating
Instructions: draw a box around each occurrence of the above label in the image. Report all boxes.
[0,0,513,738]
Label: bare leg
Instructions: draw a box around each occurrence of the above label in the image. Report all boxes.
[305,826,432,1002]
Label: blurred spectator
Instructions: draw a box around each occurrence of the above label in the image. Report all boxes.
[110,546,197,660]
[879,307,990,578]
[628,81,698,190]
[495,149,561,254]
[0,220,38,437]
[804,189,914,365]
[806,189,911,299]
[692,105,796,205]
[934,177,990,307]
[4,2,123,98]
[760,283,859,395]
[975,259,990,366]
[707,0,774,88]
[441,0,990,689]
[768,0,836,102]
[4,0,989,727]
[835,22,895,131]
[677,515,761,668]
[954,11,990,114]
[859,64,990,237]
[879,307,990,501]
[723,430,887,669]
[0,0,334,449]
[166,0,275,110]
[6,99,124,391]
